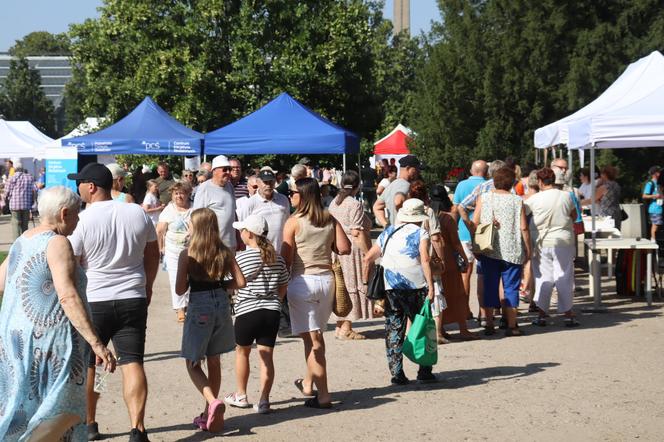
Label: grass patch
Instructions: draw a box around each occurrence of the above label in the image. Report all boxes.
[0,251,7,263]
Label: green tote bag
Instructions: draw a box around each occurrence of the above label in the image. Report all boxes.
[402,299,438,366]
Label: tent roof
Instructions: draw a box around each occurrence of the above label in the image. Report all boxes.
[0,119,53,158]
[535,51,664,149]
[66,97,202,155]
[373,124,413,155]
[204,92,359,155]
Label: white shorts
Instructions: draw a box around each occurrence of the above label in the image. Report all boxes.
[461,241,476,263]
[287,273,335,334]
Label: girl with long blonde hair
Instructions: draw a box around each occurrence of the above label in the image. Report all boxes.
[223,214,290,414]
[175,208,245,433]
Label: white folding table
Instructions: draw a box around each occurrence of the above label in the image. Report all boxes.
[585,238,658,306]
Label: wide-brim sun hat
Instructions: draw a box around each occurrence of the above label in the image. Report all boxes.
[397,198,429,223]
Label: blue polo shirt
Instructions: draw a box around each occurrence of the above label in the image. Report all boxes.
[643,180,663,215]
[453,176,486,242]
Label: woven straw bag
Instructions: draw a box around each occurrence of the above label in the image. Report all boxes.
[332,259,352,317]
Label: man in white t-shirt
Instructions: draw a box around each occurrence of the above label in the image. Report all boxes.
[67,163,159,442]
[237,167,290,252]
[193,155,238,249]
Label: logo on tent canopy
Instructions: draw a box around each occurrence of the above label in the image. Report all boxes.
[141,141,161,151]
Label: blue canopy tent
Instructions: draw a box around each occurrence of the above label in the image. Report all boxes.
[204,92,360,159]
[66,97,202,156]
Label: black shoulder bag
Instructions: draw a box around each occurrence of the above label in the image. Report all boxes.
[367,225,405,301]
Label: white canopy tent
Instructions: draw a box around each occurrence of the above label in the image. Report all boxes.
[534,50,664,308]
[0,120,54,175]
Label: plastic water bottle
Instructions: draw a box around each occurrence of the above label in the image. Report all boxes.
[93,365,110,393]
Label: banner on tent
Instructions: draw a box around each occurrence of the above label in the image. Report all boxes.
[69,139,199,155]
[45,147,78,193]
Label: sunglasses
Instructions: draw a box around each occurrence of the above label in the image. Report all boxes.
[221,167,232,172]
[288,190,299,196]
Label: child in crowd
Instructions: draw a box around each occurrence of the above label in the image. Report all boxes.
[224,214,290,414]
[175,208,246,433]
[142,179,164,226]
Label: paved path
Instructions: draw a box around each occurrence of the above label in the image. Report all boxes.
[1,216,663,441]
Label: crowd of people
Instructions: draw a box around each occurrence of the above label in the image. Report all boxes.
[0,152,632,441]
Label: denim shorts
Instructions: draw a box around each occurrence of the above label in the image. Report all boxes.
[181,288,235,362]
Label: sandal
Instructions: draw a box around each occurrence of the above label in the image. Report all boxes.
[294,378,317,397]
[304,396,332,409]
[505,327,524,337]
[206,399,225,433]
[437,335,450,345]
[532,317,547,327]
[336,330,366,340]
[564,318,580,328]
[193,413,208,431]
[483,325,495,336]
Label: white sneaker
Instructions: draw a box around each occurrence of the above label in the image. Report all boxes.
[253,400,271,414]
[224,392,251,408]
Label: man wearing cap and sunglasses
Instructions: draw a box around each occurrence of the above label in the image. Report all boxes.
[67,163,159,442]
[236,166,290,253]
[193,155,238,250]
[372,155,422,227]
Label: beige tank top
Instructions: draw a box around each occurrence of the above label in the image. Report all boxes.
[292,216,335,276]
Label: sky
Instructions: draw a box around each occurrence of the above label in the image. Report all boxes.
[0,0,442,52]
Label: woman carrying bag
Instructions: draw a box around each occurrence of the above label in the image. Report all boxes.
[472,167,531,337]
[363,198,436,385]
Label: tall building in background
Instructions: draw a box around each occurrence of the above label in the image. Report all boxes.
[393,0,410,36]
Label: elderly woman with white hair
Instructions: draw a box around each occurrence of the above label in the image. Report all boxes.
[0,186,116,441]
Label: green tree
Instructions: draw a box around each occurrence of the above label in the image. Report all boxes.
[410,0,664,189]
[65,0,419,170]
[0,57,55,135]
[9,31,71,57]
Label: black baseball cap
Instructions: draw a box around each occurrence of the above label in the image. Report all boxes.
[399,155,422,169]
[67,163,113,190]
[258,170,276,182]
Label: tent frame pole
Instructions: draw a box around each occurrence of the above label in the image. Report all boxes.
[588,142,605,311]
[343,154,347,172]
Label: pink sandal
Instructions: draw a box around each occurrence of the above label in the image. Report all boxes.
[193,413,208,431]
[206,399,225,433]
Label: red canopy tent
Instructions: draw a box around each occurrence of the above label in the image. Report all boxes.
[372,124,413,169]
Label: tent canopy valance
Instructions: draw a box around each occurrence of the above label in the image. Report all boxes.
[204,92,359,155]
[66,97,202,156]
[534,50,664,150]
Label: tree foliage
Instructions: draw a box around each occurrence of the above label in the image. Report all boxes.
[8,31,71,57]
[0,58,55,136]
[65,0,420,171]
[410,0,664,191]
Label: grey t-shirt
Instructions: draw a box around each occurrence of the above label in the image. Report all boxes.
[379,178,411,225]
[193,180,237,249]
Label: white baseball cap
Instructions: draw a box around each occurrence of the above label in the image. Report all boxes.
[232,214,268,236]
[211,155,231,170]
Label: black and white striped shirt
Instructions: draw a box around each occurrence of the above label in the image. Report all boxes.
[234,248,290,317]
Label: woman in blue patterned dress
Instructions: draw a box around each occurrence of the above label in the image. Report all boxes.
[0,186,115,441]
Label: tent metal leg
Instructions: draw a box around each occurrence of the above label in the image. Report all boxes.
[584,143,607,313]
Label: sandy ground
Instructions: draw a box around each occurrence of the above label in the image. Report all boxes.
[2,215,664,441]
